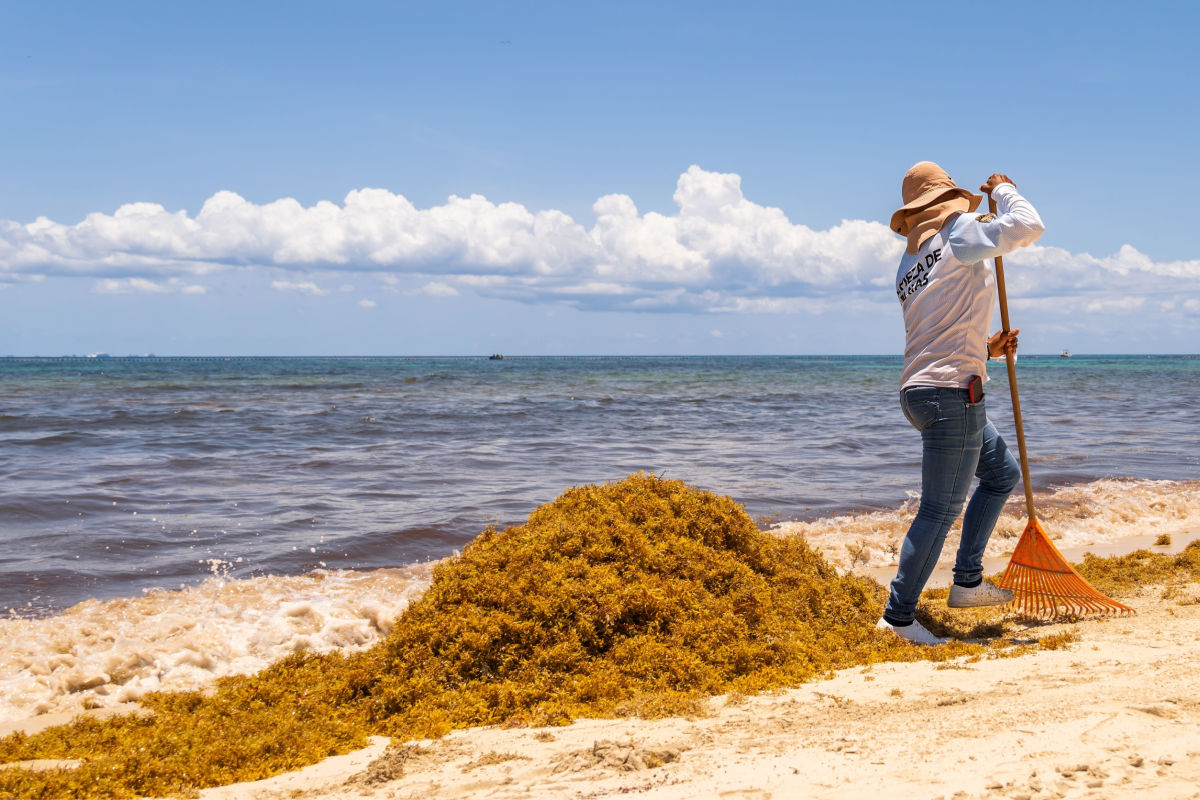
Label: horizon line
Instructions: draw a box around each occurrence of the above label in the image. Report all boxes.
[3,353,1197,360]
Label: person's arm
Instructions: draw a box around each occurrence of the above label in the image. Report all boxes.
[947,176,1045,265]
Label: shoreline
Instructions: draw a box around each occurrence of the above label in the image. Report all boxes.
[861,529,1200,588]
[2,523,1197,727]
[3,531,1199,799]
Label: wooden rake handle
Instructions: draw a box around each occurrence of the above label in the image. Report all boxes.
[990,195,1037,521]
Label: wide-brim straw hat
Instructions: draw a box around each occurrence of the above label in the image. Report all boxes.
[889,161,983,236]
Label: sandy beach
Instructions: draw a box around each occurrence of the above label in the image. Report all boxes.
[3,510,1198,799]
[133,541,1197,800]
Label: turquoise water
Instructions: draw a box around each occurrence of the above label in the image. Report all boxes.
[1,355,1196,615]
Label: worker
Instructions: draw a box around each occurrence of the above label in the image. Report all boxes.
[880,161,1045,644]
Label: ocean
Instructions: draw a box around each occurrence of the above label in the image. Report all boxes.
[1,354,1198,721]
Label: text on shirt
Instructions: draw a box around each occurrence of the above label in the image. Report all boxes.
[896,248,942,303]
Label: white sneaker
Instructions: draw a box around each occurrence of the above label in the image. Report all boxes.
[947,581,1014,608]
[875,617,946,646]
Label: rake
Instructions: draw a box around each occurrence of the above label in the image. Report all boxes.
[989,195,1134,619]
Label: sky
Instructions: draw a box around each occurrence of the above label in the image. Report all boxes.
[1,0,1197,356]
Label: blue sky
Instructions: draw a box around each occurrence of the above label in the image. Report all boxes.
[2,0,1197,355]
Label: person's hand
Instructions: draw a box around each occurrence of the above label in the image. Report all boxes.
[988,328,1019,358]
[980,173,1015,194]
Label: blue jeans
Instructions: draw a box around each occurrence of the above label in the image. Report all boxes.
[884,386,1021,624]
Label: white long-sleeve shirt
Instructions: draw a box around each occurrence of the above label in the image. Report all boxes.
[896,183,1045,389]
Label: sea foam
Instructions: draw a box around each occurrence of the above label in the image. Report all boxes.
[774,478,1200,572]
[0,564,432,723]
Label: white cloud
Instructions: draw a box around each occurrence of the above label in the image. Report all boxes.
[94,278,171,294]
[417,281,459,297]
[93,277,206,295]
[357,298,376,308]
[2,167,1198,318]
[709,296,844,314]
[1084,296,1146,313]
[271,280,329,296]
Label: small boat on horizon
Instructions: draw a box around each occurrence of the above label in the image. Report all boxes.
[1060,349,1072,358]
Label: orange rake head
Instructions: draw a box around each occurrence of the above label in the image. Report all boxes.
[999,518,1134,619]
